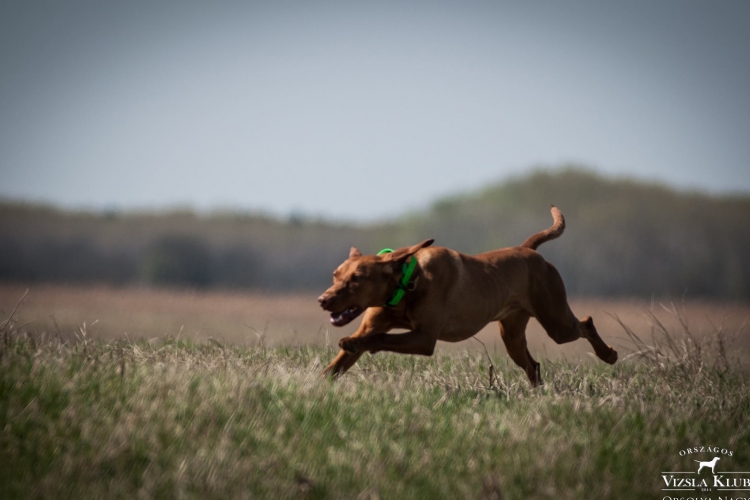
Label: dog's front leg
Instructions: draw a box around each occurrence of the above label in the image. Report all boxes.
[322,349,364,378]
[339,330,437,357]
[322,308,395,378]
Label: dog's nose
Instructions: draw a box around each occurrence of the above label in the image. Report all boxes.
[318,294,331,308]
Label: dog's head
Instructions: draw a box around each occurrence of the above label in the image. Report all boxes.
[318,239,434,326]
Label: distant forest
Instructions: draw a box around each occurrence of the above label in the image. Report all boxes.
[2,169,749,299]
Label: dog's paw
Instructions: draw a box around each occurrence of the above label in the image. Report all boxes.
[593,344,618,365]
[339,336,362,353]
[602,346,618,365]
[321,366,343,380]
[321,365,334,379]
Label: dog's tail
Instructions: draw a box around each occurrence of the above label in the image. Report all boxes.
[521,206,565,250]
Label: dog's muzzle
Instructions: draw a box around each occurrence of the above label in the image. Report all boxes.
[318,294,363,327]
[328,306,363,327]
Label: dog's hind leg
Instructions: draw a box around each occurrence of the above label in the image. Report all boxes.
[579,316,618,364]
[535,307,618,365]
[530,263,618,364]
[498,312,542,386]
[534,303,617,364]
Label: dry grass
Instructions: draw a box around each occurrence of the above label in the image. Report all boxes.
[2,284,749,498]
[0,283,337,347]
[2,283,748,361]
[1,302,749,498]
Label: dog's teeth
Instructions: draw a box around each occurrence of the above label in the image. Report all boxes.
[329,307,362,327]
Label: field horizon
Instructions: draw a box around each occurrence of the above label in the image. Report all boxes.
[2,282,748,363]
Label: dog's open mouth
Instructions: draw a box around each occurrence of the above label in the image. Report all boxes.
[330,306,363,327]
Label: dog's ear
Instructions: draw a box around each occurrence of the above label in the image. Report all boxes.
[381,239,434,262]
[349,247,362,259]
[410,238,435,253]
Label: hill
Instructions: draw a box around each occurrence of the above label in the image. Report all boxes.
[400,169,750,297]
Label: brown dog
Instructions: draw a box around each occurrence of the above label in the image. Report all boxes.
[318,206,617,386]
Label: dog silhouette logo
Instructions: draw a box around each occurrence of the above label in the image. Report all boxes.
[661,447,747,493]
[694,457,720,474]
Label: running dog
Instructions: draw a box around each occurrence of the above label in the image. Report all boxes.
[317,206,618,386]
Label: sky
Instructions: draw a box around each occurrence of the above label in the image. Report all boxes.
[1,0,749,221]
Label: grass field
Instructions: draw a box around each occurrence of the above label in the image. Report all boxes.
[1,284,750,498]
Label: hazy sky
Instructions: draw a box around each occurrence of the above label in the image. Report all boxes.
[1,1,749,221]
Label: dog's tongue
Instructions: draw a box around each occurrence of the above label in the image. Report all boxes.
[330,306,362,327]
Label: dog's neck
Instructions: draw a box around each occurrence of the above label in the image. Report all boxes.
[385,256,419,308]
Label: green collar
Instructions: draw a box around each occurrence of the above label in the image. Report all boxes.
[377,248,418,307]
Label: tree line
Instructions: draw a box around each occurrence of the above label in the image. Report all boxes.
[2,168,748,298]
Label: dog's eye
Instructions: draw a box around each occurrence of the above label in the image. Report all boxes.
[350,274,360,283]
